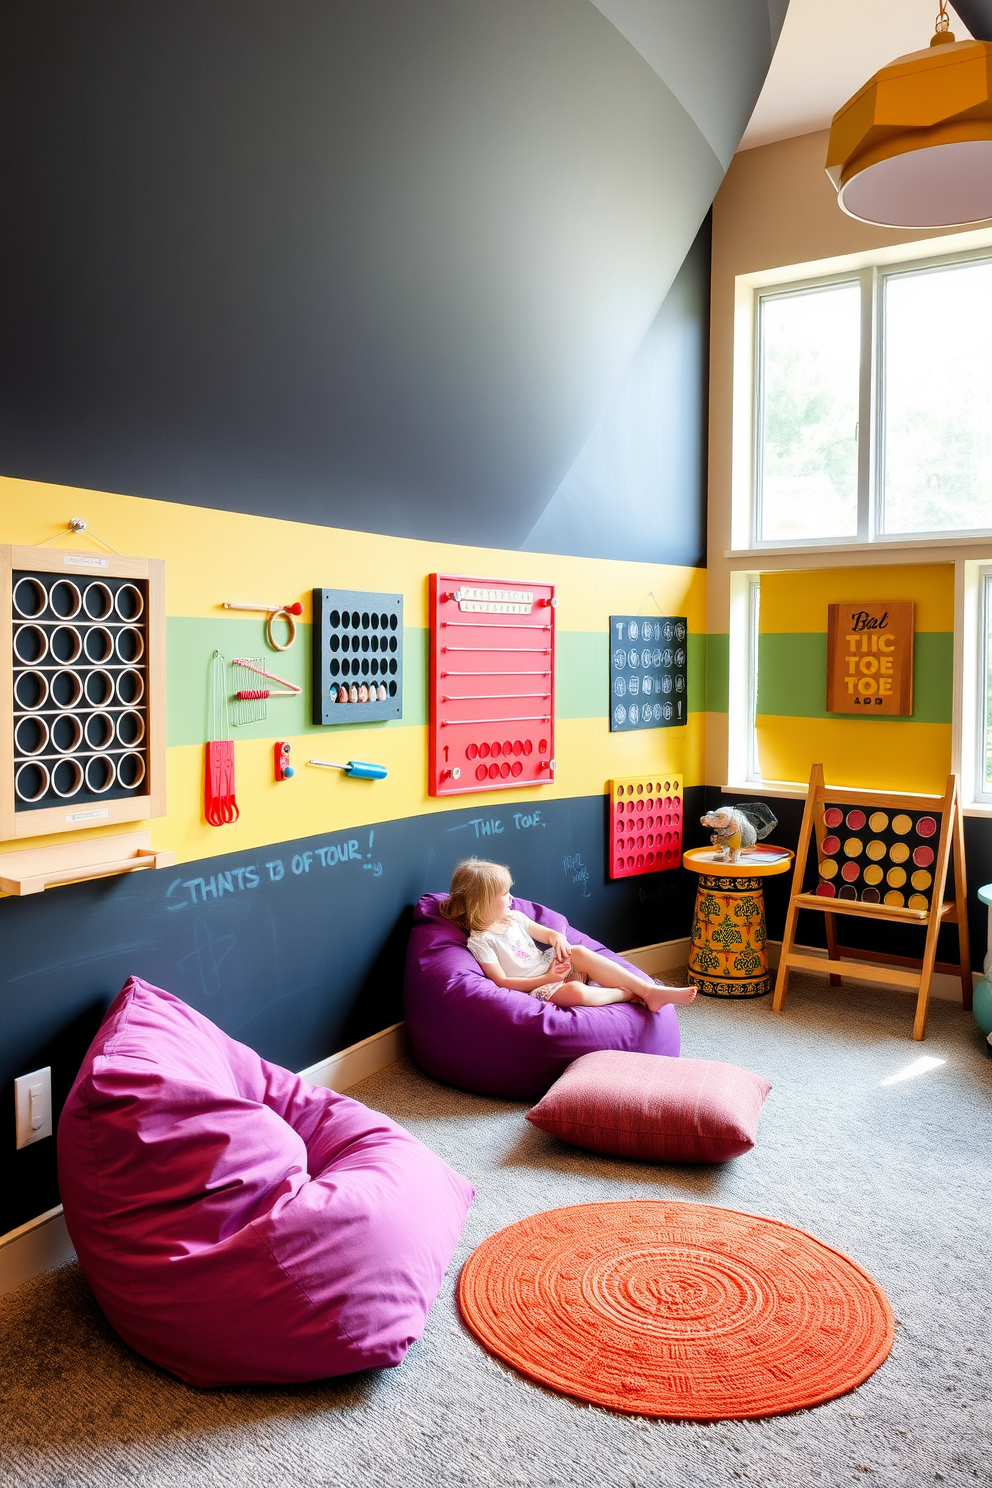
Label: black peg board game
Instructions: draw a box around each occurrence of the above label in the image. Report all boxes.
[2,544,166,841]
[312,589,403,725]
[812,803,941,912]
[609,615,687,732]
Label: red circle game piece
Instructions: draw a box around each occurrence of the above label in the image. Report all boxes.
[823,807,843,829]
[916,816,937,838]
[822,835,841,855]
[841,862,860,882]
[846,809,866,830]
[816,882,836,897]
[913,846,935,867]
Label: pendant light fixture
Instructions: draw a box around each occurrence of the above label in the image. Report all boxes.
[826,2,992,227]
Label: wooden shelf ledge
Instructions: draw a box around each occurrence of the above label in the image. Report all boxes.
[0,832,174,896]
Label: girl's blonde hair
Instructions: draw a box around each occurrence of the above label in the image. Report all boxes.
[441,858,512,933]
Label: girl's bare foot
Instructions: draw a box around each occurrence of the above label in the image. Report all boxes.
[640,981,697,1011]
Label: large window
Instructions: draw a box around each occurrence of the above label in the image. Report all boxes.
[979,568,992,803]
[754,254,992,547]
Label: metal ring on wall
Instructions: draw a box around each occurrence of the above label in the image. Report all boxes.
[13,669,49,711]
[50,668,84,709]
[114,625,145,664]
[116,668,145,705]
[115,709,146,747]
[49,578,82,620]
[50,757,84,799]
[15,760,50,803]
[116,751,146,790]
[13,624,49,665]
[114,583,145,621]
[82,625,114,664]
[84,711,116,751]
[49,624,83,665]
[84,669,116,707]
[13,714,50,757]
[12,577,48,619]
[82,581,114,620]
[266,608,297,651]
[50,712,84,754]
[84,754,116,794]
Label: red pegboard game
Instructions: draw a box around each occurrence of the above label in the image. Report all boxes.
[608,774,683,878]
[429,573,555,796]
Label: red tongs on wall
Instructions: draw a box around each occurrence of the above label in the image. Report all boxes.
[205,650,239,825]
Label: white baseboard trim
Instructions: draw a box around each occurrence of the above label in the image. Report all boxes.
[0,1205,75,1299]
[298,1020,409,1092]
[621,938,691,975]
[0,1021,411,1300]
[623,934,971,1002]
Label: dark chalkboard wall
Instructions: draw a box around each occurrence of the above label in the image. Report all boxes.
[0,788,705,1233]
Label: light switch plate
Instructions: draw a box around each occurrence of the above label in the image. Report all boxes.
[14,1066,52,1148]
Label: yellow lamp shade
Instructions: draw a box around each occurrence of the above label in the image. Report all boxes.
[826,39,992,227]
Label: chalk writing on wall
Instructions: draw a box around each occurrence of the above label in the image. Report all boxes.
[165,830,383,909]
[563,852,592,898]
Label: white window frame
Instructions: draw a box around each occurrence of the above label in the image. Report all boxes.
[751,248,992,552]
[961,561,992,806]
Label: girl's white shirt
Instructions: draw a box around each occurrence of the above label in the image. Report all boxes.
[467,909,553,979]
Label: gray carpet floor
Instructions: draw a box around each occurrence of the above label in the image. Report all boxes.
[1,975,989,1488]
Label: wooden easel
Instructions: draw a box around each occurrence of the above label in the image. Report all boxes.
[772,765,971,1040]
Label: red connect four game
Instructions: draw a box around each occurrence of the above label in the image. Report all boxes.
[429,574,555,796]
[608,774,683,878]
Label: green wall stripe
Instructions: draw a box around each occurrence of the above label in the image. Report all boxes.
[166,621,709,745]
[703,633,729,714]
[757,632,953,724]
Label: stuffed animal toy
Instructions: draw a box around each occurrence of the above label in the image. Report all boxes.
[700,803,778,863]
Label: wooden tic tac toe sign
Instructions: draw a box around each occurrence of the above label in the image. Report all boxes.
[826,601,913,716]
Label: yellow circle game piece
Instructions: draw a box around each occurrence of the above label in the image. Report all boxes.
[908,894,929,911]
[864,864,884,886]
[886,866,907,888]
[866,840,886,861]
[884,890,905,907]
[868,811,889,833]
[889,842,910,864]
[820,859,839,879]
[911,869,932,891]
[892,814,912,835]
[843,837,863,858]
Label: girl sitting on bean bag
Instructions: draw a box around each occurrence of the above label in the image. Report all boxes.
[442,858,695,1011]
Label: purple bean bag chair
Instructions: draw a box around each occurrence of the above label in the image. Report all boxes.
[58,977,473,1388]
[404,894,680,1099]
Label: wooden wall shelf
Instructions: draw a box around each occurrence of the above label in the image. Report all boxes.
[0,831,175,896]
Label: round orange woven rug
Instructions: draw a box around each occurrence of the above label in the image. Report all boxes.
[458,1200,894,1420]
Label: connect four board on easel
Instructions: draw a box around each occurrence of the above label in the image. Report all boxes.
[1,545,165,840]
[608,775,682,879]
[813,804,940,912]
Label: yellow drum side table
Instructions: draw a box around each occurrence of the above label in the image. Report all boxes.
[684,846,794,998]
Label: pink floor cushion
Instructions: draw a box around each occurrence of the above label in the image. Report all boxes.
[404,894,680,1100]
[58,977,474,1388]
[526,1049,771,1162]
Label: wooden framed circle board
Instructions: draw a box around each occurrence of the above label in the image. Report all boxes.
[826,601,913,717]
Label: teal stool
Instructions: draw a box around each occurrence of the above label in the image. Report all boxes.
[975,885,992,1039]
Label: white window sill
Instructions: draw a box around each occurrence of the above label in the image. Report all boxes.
[722,782,992,819]
[725,534,992,563]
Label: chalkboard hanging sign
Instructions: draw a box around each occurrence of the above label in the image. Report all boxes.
[609,615,687,731]
[826,601,913,716]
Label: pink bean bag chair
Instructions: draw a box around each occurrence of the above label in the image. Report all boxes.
[404,894,680,1100]
[58,977,474,1388]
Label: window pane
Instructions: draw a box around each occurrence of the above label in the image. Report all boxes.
[983,575,992,795]
[882,261,992,535]
[758,283,860,542]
